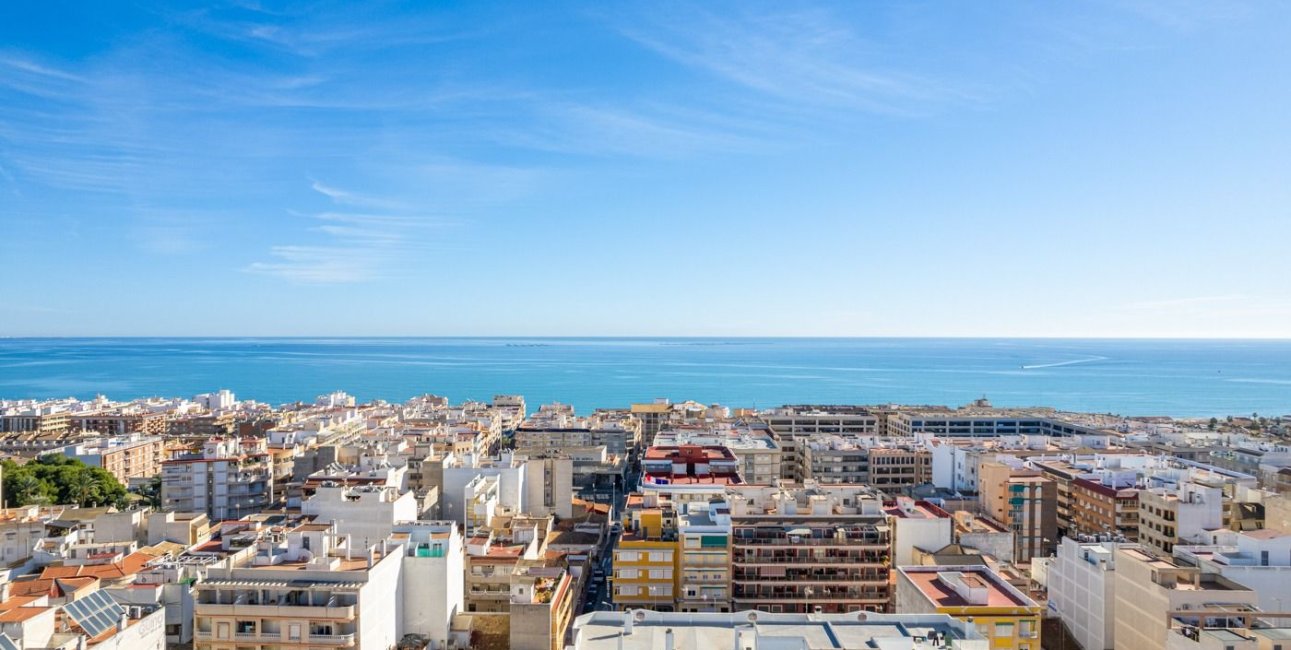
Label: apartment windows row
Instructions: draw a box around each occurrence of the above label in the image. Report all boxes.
[615,550,672,562]
[615,568,673,580]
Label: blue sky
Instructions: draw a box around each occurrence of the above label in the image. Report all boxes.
[2,1,1289,337]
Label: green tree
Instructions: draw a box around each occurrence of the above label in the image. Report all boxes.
[2,455,130,508]
[2,461,51,507]
[137,475,163,508]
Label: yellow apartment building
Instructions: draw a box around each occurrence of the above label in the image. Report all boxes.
[896,565,1042,650]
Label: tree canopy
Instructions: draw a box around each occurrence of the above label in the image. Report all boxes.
[1,455,128,508]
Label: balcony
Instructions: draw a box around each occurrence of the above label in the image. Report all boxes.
[732,535,886,547]
[194,603,356,619]
[194,630,355,646]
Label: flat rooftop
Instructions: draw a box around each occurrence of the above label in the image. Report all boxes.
[900,568,1034,608]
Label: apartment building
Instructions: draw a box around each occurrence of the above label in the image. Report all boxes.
[514,407,640,457]
[465,536,529,613]
[169,412,241,438]
[887,497,954,567]
[194,523,401,650]
[980,462,1057,562]
[61,434,166,484]
[72,408,167,436]
[1071,477,1139,541]
[953,511,1015,564]
[630,400,674,442]
[509,566,577,650]
[676,498,732,612]
[654,425,781,485]
[1046,538,1131,650]
[895,565,1043,650]
[639,444,743,507]
[441,451,574,528]
[1031,458,1086,537]
[491,394,527,430]
[613,499,680,611]
[760,406,891,481]
[0,505,49,568]
[162,437,274,521]
[572,609,991,650]
[148,511,212,545]
[727,483,892,614]
[1140,480,1224,555]
[907,412,1097,438]
[870,445,933,491]
[302,484,419,550]
[0,403,71,435]
[390,521,465,649]
[0,586,166,650]
[1176,528,1291,614]
[1112,546,1259,650]
[803,436,871,484]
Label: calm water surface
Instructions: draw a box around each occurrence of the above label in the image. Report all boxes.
[0,338,1288,417]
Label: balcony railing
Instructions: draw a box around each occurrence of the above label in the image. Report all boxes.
[733,536,887,547]
[194,602,356,619]
[194,631,355,646]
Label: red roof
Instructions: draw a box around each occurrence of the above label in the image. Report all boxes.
[39,552,154,581]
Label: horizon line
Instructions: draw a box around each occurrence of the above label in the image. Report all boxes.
[4,335,1291,341]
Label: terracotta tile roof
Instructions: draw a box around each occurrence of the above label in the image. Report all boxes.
[38,552,154,581]
[0,606,51,623]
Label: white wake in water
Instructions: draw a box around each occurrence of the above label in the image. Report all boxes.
[1021,356,1109,370]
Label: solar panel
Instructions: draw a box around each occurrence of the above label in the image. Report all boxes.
[63,590,125,638]
[0,634,19,650]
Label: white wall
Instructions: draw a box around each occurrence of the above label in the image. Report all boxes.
[442,461,527,524]
[358,552,403,650]
[96,608,166,650]
[302,487,418,550]
[893,516,953,567]
[398,527,464,647]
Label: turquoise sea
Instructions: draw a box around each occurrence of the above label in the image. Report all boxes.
[0,338,1288,417]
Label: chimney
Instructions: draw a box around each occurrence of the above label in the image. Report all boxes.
[624,610,634,635]
[664,628,674,650]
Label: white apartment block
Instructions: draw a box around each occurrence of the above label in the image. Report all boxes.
[1047,538,1129,650]
[391,521,466,649]
[302,484,419,550]
[194,524,401,650]
[1177,528,1291,614]
[1113,546,1258,650]
[440,452,573,528]
[573,609,990,650]
[1139,480,1224,555]
[162,437,274,521]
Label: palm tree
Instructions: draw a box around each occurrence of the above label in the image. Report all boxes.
[4,471,44,507]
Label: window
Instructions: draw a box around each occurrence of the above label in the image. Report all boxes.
[617,551,638,562]
[617,569,639,579]
[994,622,1015,638]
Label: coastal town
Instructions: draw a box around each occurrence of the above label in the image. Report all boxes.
[1,391,1289,650]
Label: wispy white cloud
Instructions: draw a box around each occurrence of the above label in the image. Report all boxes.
[244,245,382,284]
[246,181,451,284]
[310,180,406,210]
[615,6,977,116]
[0,55,86,82]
